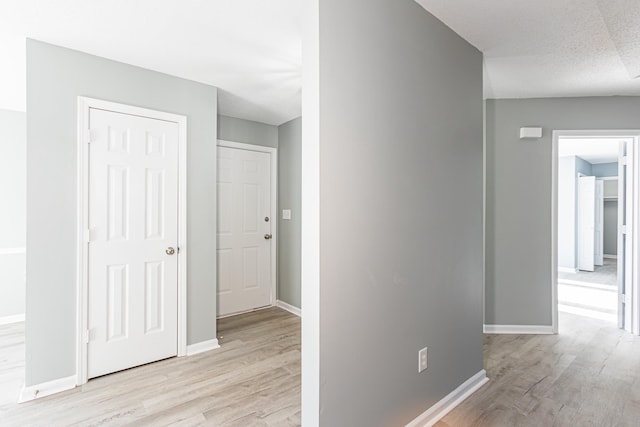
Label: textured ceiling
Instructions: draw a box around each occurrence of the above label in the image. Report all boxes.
[0,0,301,125]
[416,0,640,99]
[3,1,638,120]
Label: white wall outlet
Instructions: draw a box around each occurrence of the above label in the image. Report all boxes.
[282,209,292,220]
[418,347,428,373]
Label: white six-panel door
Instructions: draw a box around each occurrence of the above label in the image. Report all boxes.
[87,108,179,379]
[217,146,272,317]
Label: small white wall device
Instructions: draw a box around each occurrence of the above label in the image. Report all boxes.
[519,127,543,139]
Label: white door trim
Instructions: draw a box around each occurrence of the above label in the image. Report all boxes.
[552,130,640,335]
[216,140,278,310]
[76,97,188,385]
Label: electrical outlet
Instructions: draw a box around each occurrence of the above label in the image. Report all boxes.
[418,347,428,373]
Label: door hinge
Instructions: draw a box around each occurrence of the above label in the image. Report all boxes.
[84,329,90,344]
[622,294,627,304]
[86,228,97,243]
[177,246,180,254]
[86,130,92,144]
[622,156,628,165]
[621,225,627,235]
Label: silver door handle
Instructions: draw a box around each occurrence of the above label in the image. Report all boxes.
[166,247,175,255]
[264,234,272,240]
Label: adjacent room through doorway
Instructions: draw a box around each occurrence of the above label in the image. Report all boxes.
[557,137,622,324]
[555,133,639,333]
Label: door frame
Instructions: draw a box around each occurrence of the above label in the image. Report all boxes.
[216,140,278,314]
[75,97,188,385]
[552,129,640,335]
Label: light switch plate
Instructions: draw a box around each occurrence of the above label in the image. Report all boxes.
[282,209,291,220]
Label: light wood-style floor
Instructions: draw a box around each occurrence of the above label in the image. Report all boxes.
[438,312,640,426]
[3,310,640,426]
[0,321,24,410]
[0,307,301,426]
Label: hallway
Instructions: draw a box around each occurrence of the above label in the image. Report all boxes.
[439,312,640,426]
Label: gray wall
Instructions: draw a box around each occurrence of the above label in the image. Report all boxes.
[486,96,640,326]
[26,40,218,386]
[593,162,618,177]
[277,117,301,308]
[319,0,483,424]
[218,115,278,148]
[604,200,618,255]
[575,156,592,176]
[0,109,26,318]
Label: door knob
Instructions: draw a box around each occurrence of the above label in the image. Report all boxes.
[166,247,176,255]
[264,234,272,240]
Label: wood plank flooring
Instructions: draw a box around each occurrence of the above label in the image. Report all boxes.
[437,312,640,427]
[3,309,639,426]
[0,321,24,410]
[0,307,300,426]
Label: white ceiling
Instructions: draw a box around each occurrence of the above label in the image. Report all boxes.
[417,0,640,99]
[0,0,302,125]
[4,1,639,122]
[558,138,621,164]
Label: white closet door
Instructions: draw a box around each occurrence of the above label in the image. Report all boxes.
[88,108,179,379]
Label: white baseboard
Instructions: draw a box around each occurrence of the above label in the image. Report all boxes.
[558,267,578,273]
[276,300,301,317]
[0,313,25,326]
[186,338,220,356]
[483,324,554,334]
[604,254,617,259]
[406,370,489,427]
[18,375,76,403]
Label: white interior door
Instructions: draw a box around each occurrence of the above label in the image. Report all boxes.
[217,146,273,317]
[88,108,179,379]
[618,140,635,331]
[595,179,604,266]
[578,175,596,272]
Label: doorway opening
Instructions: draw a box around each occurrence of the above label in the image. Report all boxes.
[553,131,640,335]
